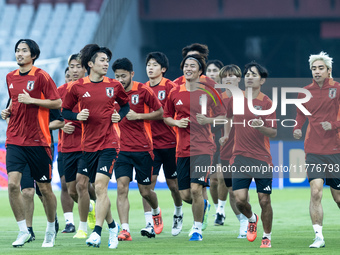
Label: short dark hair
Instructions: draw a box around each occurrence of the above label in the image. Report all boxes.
[182,43,209,60]
[145,52,169,74]
[64,67,69,74]
[180,54,206,76]
[112,58,133,72]
[15,39,40,64]
[79,44,112,74]
[243,61,268,78]
[207,60,224,70]
[68,53,80,65]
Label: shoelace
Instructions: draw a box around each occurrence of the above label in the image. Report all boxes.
[248,222,256,233]
[262,239,270,245]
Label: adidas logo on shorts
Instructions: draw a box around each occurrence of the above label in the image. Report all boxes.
[171,172,177,177]
[198,176,205,182]
[176,100,183,105]
[40,175,48,181]
[143,177,150,183]
[263,186,271,191]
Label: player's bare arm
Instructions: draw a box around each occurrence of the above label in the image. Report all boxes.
[18,89,62,109]
[49,120,64,130]
[196,114,225,125]
[126,107,163,121]
[164,116,190,128]
[251,118,277,138]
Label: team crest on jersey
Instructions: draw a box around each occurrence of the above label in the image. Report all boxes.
[254,105,262,111]
[27,81,34,91]
[329,88,337,99]
[106,87,114,98]
[158,90,166,100]
[131,94,139,105]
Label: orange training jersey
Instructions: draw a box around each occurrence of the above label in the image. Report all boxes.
[227,92,277,165]
[118,81,162,152]
[58,82,82,153]
[145,77,176,149]
[294,78,340,155]
[163,84,226,158]
[62,76,129,152]
[6,66,60,147]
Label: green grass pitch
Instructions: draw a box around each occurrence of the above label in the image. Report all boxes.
[0,187,339,254]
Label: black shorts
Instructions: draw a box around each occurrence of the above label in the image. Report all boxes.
[20,164,42,196]
[153,148,177,179]
[221,159,232,188]
[231,155,273,194]
[63,151,91,183]
[306,153,340,190]
[176,155,211,191]
[57,152,64,178]
[83,148,118,182]
[115,151,153,185]
[7,144,52,183]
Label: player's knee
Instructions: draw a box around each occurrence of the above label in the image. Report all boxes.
[180,192,191,203]
[167,180,179,192]
[8,181,20,194]
[311,189,322,201]
[139,186,151,198]
[22,188,35,199]
[76,180,87,194]
[259,196,271,209]
[190,187,202,199]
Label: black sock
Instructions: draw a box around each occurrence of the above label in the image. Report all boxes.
[27,227,33,234]
[93,225,102,236]
[108,220,116,229]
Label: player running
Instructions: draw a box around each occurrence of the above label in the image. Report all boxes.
[226,62,276,248]
[293,51,340,248]
[62,44,130,249]
[144,51,183,236]
[2,39,61,248]
[112,58,164,241]
[164,54,225,241]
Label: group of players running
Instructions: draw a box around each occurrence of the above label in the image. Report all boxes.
[2,39,340,250]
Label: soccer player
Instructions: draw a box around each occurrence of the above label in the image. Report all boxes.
[164,54,225,241]
[293,51,340,248]
[205,59,229,226]
[1,39,61,248]
[144,52,183,236]
[226,62,276,248]
[62,44,130,249]
[58,54,96,238]
[218,64,249,238]
[112,58,164,240]
[173,43,215,230]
